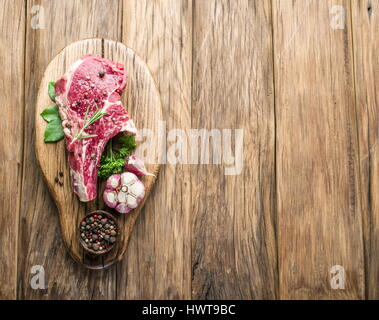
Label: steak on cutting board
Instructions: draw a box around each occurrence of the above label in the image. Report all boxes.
[55,54,137,202]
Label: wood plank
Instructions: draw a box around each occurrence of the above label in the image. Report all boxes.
[19,0,122,299]
[191,0,278,299]
[352,0,379,300]
[118,0,193,299]
[273,0,365,299]
[0,0,25,300]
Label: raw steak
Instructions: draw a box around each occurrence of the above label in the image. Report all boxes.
[55,55,136,202]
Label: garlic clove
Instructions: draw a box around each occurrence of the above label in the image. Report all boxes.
[116,203,130,214]
[103,190,118,208]
[106,174,121,189]
[129,181,145,198]
[117,189,127,203]
[127,195,138,208]
[125,155,156,177]
[121,172,136,185]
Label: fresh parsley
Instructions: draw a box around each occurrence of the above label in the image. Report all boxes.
[98,134,136,179]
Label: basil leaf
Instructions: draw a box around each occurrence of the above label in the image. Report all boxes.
[44,118,64,142]
[40,105,60,122]
[48,82,56,102]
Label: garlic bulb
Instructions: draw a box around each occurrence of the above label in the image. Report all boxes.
[103,172,145,214]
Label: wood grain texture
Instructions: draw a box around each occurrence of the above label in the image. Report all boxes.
[0,0,25,300]
[191,0,278,299]
[0,0,378,300]
[35,39,161,269]
[352,0,379,300]
[19,0,122,299]
[273,0,365,299]
[117,0,193,299]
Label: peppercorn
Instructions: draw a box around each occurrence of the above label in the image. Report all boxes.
[79,213,117,253]
[99,71,105,77]
[54,177,59,183]
[59,172,64,177]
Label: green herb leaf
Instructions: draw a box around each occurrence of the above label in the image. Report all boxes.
[41,103,64,143]
[98,134,136,179]
[98,157,125,179]
[77,134,98,140]
[44,118,64,142]
[75,106,106,140]
[116,135,137,158]
[48,82,56,102]
[40,105,60,122]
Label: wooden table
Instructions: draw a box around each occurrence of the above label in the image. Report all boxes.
[1,0,378,300]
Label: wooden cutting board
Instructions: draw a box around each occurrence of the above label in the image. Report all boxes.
[35,39,162,269]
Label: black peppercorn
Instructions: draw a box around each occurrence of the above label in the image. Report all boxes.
[79,213,118,253]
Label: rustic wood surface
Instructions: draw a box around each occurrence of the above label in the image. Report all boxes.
[35,39,161,269]
[273,0,365,299]
[0,0,379,300]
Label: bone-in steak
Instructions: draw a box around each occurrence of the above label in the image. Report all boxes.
[55,55,136,202]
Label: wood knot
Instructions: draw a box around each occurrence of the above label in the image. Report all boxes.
[368,2,373,18]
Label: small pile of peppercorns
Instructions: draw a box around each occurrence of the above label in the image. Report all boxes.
[54,171,64,186]
[79,212,118,253]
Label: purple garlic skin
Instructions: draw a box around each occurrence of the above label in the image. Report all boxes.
[124,155,155,177]
[103,172,145,214]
